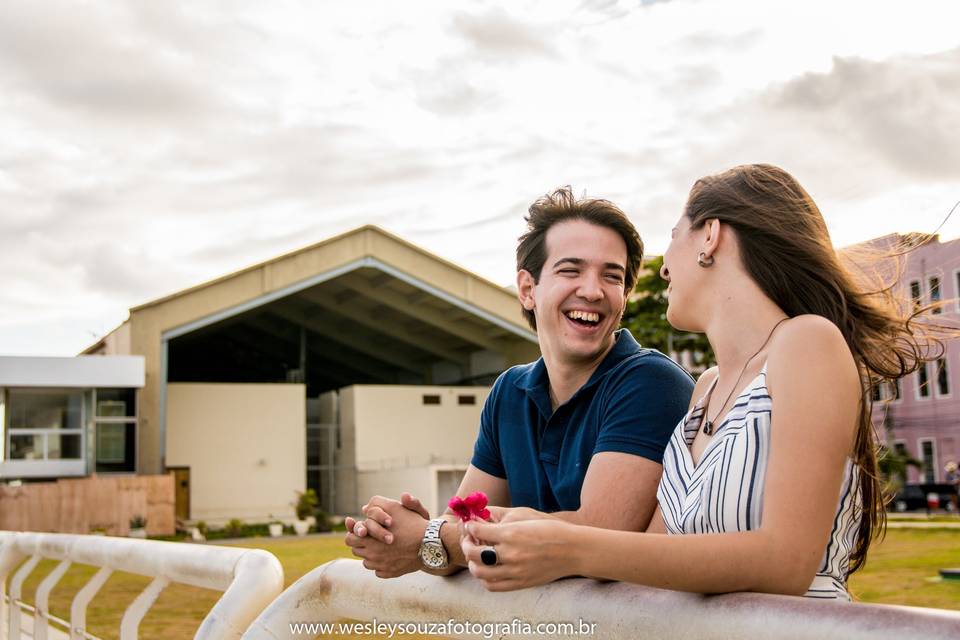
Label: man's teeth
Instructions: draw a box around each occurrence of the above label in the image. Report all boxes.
[566,310,600,323]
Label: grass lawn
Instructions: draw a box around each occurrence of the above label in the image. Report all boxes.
[10,529,960,639]
[848,528,960,609]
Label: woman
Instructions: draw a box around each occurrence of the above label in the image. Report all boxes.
[462,164,942,599]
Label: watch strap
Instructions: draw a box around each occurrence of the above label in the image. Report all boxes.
[424,517,446,544]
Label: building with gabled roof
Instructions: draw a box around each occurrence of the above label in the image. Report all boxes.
[3,225,541,523]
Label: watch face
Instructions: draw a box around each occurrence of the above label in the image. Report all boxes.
[420,541,447,568]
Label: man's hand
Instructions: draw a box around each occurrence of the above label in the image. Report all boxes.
[343,494,430,579]
[345,493,429,542]
[489,506,553,525]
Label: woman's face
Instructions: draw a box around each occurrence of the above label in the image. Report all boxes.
[660,213,705,332]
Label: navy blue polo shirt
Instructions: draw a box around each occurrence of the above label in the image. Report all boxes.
[471,329,694,512]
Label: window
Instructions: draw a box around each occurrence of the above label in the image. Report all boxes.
[873,380,903,403]
[910,280,922,310]
[7,389,83,461]
[920,439,936,483]
[457,395,476,406]
[929,276,942,314]
[955,270,960,312]
[917,363,931,398]
[936,358,950,396]
[96,388,135,418]
[96,424,126,463]
[422,394,441,405]
[94,388,137,473]
[9,389,83,430]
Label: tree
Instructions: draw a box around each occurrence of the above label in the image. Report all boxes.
[621,256,714,370]
[875,404,921,492]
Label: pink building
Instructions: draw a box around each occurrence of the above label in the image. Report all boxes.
[848,233,960,484]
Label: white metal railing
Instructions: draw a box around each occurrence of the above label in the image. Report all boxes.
[243,558,960,640]
[0,531,283,640]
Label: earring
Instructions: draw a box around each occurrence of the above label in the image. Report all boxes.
[697,251,714,268]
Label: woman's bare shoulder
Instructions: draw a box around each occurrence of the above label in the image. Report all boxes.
[773,315,851,356]
[767,315,859,396]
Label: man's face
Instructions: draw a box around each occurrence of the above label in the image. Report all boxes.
[520,219,629,366]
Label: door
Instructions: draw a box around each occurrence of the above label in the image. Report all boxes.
[436,469,467,517]
[169,467,190,521]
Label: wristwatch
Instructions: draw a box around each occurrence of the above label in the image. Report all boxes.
[419,518,449,569]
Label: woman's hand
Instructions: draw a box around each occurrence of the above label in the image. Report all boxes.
[461,519,577,591]
[486,506,554,524]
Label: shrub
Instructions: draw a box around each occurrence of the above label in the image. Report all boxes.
[293,489,319,520]
[224,519,244,538]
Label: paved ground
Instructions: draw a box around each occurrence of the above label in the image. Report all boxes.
[886,512,960,528]
[887,520,960,529]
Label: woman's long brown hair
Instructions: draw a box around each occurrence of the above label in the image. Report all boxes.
[685,163,948,574]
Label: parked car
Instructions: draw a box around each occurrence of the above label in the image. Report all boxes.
[889,483,957,512]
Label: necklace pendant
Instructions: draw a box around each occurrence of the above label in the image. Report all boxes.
[703,420,714,436]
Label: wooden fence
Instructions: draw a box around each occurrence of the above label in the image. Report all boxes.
[0,474,175,536]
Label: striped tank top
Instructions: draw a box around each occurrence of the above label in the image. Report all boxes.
[656,364,861,600]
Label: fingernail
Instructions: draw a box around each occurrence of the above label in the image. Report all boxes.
[385,519,392,527]
[385,534,394,543]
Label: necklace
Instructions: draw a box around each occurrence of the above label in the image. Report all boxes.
[702,317,789,436]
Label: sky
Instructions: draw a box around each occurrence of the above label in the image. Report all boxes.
[2,0,959,356]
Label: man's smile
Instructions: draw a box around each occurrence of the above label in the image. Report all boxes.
[562,307,607,334]
[565,309,601,324]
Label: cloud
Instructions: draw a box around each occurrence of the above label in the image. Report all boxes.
[770,48,960,181]
[414,71,498,116]
[0,3,225,123]
[675,28,762,53]
[452,8,559,59]
[3,0,960,356]
[619,46,960,210]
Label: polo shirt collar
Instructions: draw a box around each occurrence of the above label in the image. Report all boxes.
[514,329,641,410]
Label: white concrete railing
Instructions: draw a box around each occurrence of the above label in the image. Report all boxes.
[243,558,960,639]
[0,531,283,640]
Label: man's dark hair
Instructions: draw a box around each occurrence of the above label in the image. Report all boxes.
[516,186,644,330]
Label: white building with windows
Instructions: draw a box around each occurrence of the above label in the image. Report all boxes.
[0,356,144,479]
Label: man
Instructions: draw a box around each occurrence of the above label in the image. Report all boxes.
[345,187,694,578]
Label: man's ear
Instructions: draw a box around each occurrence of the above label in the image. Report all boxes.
[516,269,537,311]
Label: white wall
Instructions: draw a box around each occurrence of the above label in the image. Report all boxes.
[166,383,305,524]
[0,356,144,388]
[349,385,489,471]
[354,464,468,519]
[335,385,487,515]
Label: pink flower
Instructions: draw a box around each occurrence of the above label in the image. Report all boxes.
[448,491,491,522]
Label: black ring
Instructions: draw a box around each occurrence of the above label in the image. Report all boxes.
[480,547,498,566]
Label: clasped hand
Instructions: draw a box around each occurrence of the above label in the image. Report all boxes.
[344,493,430,578]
